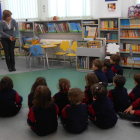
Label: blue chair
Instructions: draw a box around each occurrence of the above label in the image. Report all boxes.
[29,45,45,71]
[129,45,140,77]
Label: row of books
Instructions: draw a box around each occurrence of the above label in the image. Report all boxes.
[121,43,140,52]
[100,20,118,30]
[77,56,88,69]
[121,56,140,66]
[121,19,140,27]
[121,30,140,38]
[82,26,98,38]
[101,32,118,42]
[48,23,81,33]
[34,23,48,33]
[83,21,98,25]
[18,23,33,31]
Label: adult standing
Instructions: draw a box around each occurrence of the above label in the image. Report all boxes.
[0,10,19,72]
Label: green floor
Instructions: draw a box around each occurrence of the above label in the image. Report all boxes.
[0,68,139,108]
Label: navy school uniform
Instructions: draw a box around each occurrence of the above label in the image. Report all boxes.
[27,103,59,136]
[28,92,34,109]
[94,70,108,86]
[88,97,118,129]
[108,87,130,112]
[61,103,88,134]
[130,98,140,126]
[83,86,93,106]
[53,91,70,116]
[0,89,23,117]
[129,85,140,103]
[111,64,123,75]
[103,69,115,83]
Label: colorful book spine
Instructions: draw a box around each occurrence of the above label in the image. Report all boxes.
[77,56,88,69]
[101,20,118,30]
[121,30,140,38]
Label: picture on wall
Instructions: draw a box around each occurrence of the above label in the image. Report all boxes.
[105,0,117,1]
[108,3,116,12]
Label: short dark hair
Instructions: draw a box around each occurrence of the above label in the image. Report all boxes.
[33,86,53,109]
[2,10,12,21]
[68,88,84,105]
[110,54,120,63]
[0,76,13,92]
[59,78,70,94]
[93,59,103,70]
[91,83,107,100]
[113,75,126,87]
[103,60,111,69]
[134,74,140,85]
[85,73,99,87]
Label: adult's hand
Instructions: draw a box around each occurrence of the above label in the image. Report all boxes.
[9,36,15,41]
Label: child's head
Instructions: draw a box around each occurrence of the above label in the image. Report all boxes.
[31,77,47,92]
[113,75,126,88]
[68,88,84,105]
[91,83,107,100]
[0,76,13,92]
[93,59,103,70]
[85,73,99,87]
[134,74,140,85]
[59,78,70,93]
[33,85,52,109]
[103,59,111,70]
[110,54,120,64]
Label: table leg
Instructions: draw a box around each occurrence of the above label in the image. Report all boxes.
[45,49,49,70]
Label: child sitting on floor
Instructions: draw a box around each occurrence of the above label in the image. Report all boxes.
[129,74,140,103]
[110,54,123,75]
[61,88,88,134]
[28,77,48,109]
[83,73,99,106]
[88,83,118,129]
[108,75,130,112]
[53,78,70,116]
[93,59,108,86]
[0,76,23,117]
[27,86,59,136]
[103,59,115,83]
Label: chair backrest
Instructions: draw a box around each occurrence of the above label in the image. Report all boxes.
[60,41,69,51]
[30,45,43,56]
[71,41,77,53]
[130,45,133,57]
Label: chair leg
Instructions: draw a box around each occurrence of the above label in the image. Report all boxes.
[30,56,32,71]
[44,58,45,70]
[63,55,65,69]
[129,61,135,77]
[33,57,34,67]
[52,54,54,68]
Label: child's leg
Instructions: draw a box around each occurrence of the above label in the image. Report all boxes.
[131,114,140,126]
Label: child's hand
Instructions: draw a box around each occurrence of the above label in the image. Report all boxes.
[130,110,135,115]
[124,105,133,114]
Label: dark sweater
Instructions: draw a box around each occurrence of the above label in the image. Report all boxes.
[27,103,59,136]
[108,87,130,112]
[129,85,140,103]
[28,92,34,109]
[61,103,88,133]
[103,68,115,83]
[53,91,70,116]
[94,70,108,86]
[111,64,123,75]
[0,89,23,117]
[88,97,118,129]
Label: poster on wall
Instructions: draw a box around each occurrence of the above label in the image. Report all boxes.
[105,0,118,1]
[108,3,116,12]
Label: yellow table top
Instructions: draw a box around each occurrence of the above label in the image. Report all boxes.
[50,42,61,45]
[24,44,57,49]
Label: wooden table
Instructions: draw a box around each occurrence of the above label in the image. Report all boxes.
[24,44,58,69]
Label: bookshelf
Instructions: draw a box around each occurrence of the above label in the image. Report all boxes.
[120,18,140,68]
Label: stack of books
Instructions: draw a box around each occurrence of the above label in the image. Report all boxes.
[77,56,88,69]
[121,30,140,38]
[34,23,48,33]
[100,20,118,30]
[18,23,33,31]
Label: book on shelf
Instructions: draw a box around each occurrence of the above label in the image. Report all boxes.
[101,32,118,42]
[14,48,20,56]
[121,43,140,52]
[89,57,99,70]
[121,30,140,38]
[121,56,140,66]
[54,23,69,33]
[88,41,102,48]
[77,56,88,69]
[121,19,140,27]
[48,23,56,33]
[83,26,98,38]
[77,41,88,48]
[100,20,118,30]
[18,23,33,31]
[68,23,82,33]
[83,21,98,25]
[35,23,48,33]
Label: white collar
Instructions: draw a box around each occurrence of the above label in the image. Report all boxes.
[3,19,12,29]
